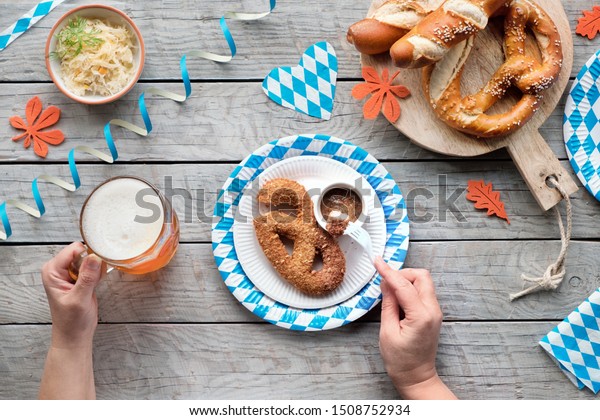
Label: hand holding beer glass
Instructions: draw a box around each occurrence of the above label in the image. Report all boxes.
[68,176,180,281]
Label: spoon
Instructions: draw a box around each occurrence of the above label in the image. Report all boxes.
[314,182,375,262]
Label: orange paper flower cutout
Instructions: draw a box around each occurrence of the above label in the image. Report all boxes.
[9,96,65,158]
[352,66,410,123]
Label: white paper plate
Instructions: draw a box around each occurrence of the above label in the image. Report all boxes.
[212,133,410,331]
[233,156,386,309]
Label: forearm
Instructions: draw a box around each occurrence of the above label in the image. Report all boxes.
[39,340,96,400]
[395,375,457,400]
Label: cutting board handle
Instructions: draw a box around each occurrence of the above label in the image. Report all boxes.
[506,131,578,211]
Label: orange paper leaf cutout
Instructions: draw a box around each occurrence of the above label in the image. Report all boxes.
[9,96,65,158]
[466,180,510,224]
[577,6,600,39]
[352,66,410,123]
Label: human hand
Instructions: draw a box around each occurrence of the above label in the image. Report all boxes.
[375,257,456,400]
[39,243,103,399]
[41,242,104,349]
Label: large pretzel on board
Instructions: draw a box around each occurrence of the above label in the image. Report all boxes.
[347,0,445,55]
[422,0,563,137]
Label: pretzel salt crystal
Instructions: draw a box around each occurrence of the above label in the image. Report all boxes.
[422,0,563,137]
[347,0,445,55]
[390,0,507,68]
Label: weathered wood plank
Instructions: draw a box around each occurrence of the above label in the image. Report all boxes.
[0,0,597,403]
[0,82,570,162]
[1,322,597,399]
[0,162,598,244]
[0,0,596,81]
[1,241,598,324]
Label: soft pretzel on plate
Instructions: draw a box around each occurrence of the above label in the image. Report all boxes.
[347,0,445,55]
[422,0,563,137]
[254,179,346,296]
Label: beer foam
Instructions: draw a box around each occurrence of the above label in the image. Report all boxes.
[81,178,165,261]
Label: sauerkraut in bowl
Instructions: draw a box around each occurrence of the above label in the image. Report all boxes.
[45,5,145,104]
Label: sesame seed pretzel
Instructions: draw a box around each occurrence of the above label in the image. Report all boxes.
[422,0,563,138]
[347,0,445,56]
[389,0,508,68]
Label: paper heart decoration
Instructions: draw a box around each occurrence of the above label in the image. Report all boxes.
[262,41,338,120]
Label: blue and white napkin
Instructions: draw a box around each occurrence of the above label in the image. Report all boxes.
[539,288,600,393]
[0,1,66,52]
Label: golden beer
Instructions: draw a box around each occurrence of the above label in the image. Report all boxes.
[69,176,179,279]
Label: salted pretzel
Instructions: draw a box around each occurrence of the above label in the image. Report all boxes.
[390,0,507,68]
[347,0,504,66]
[347,0,445,55]
[253,178,346,296]
[422,0,563,137]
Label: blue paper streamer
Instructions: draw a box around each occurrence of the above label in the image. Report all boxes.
[0,0,276,240]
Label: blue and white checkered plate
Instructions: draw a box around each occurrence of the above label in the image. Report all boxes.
[564,49,600,201]
[212,134,410,331]
[234,155,387,310]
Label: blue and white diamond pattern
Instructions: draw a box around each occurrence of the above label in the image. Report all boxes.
[0,1,65,52]
[540,288,600,394]
[262,42,337,120]
[564,49,600,202]
[212,134,410,331]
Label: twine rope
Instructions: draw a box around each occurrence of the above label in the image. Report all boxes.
[510,177,573,301]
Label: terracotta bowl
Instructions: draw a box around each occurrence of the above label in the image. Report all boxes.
[45,4,145,105]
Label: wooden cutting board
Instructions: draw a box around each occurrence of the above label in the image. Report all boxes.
[361,0,577,211]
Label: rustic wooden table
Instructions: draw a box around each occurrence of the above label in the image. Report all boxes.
[1,0,599,400]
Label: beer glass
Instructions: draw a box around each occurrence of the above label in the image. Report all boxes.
[68,176,180,281]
